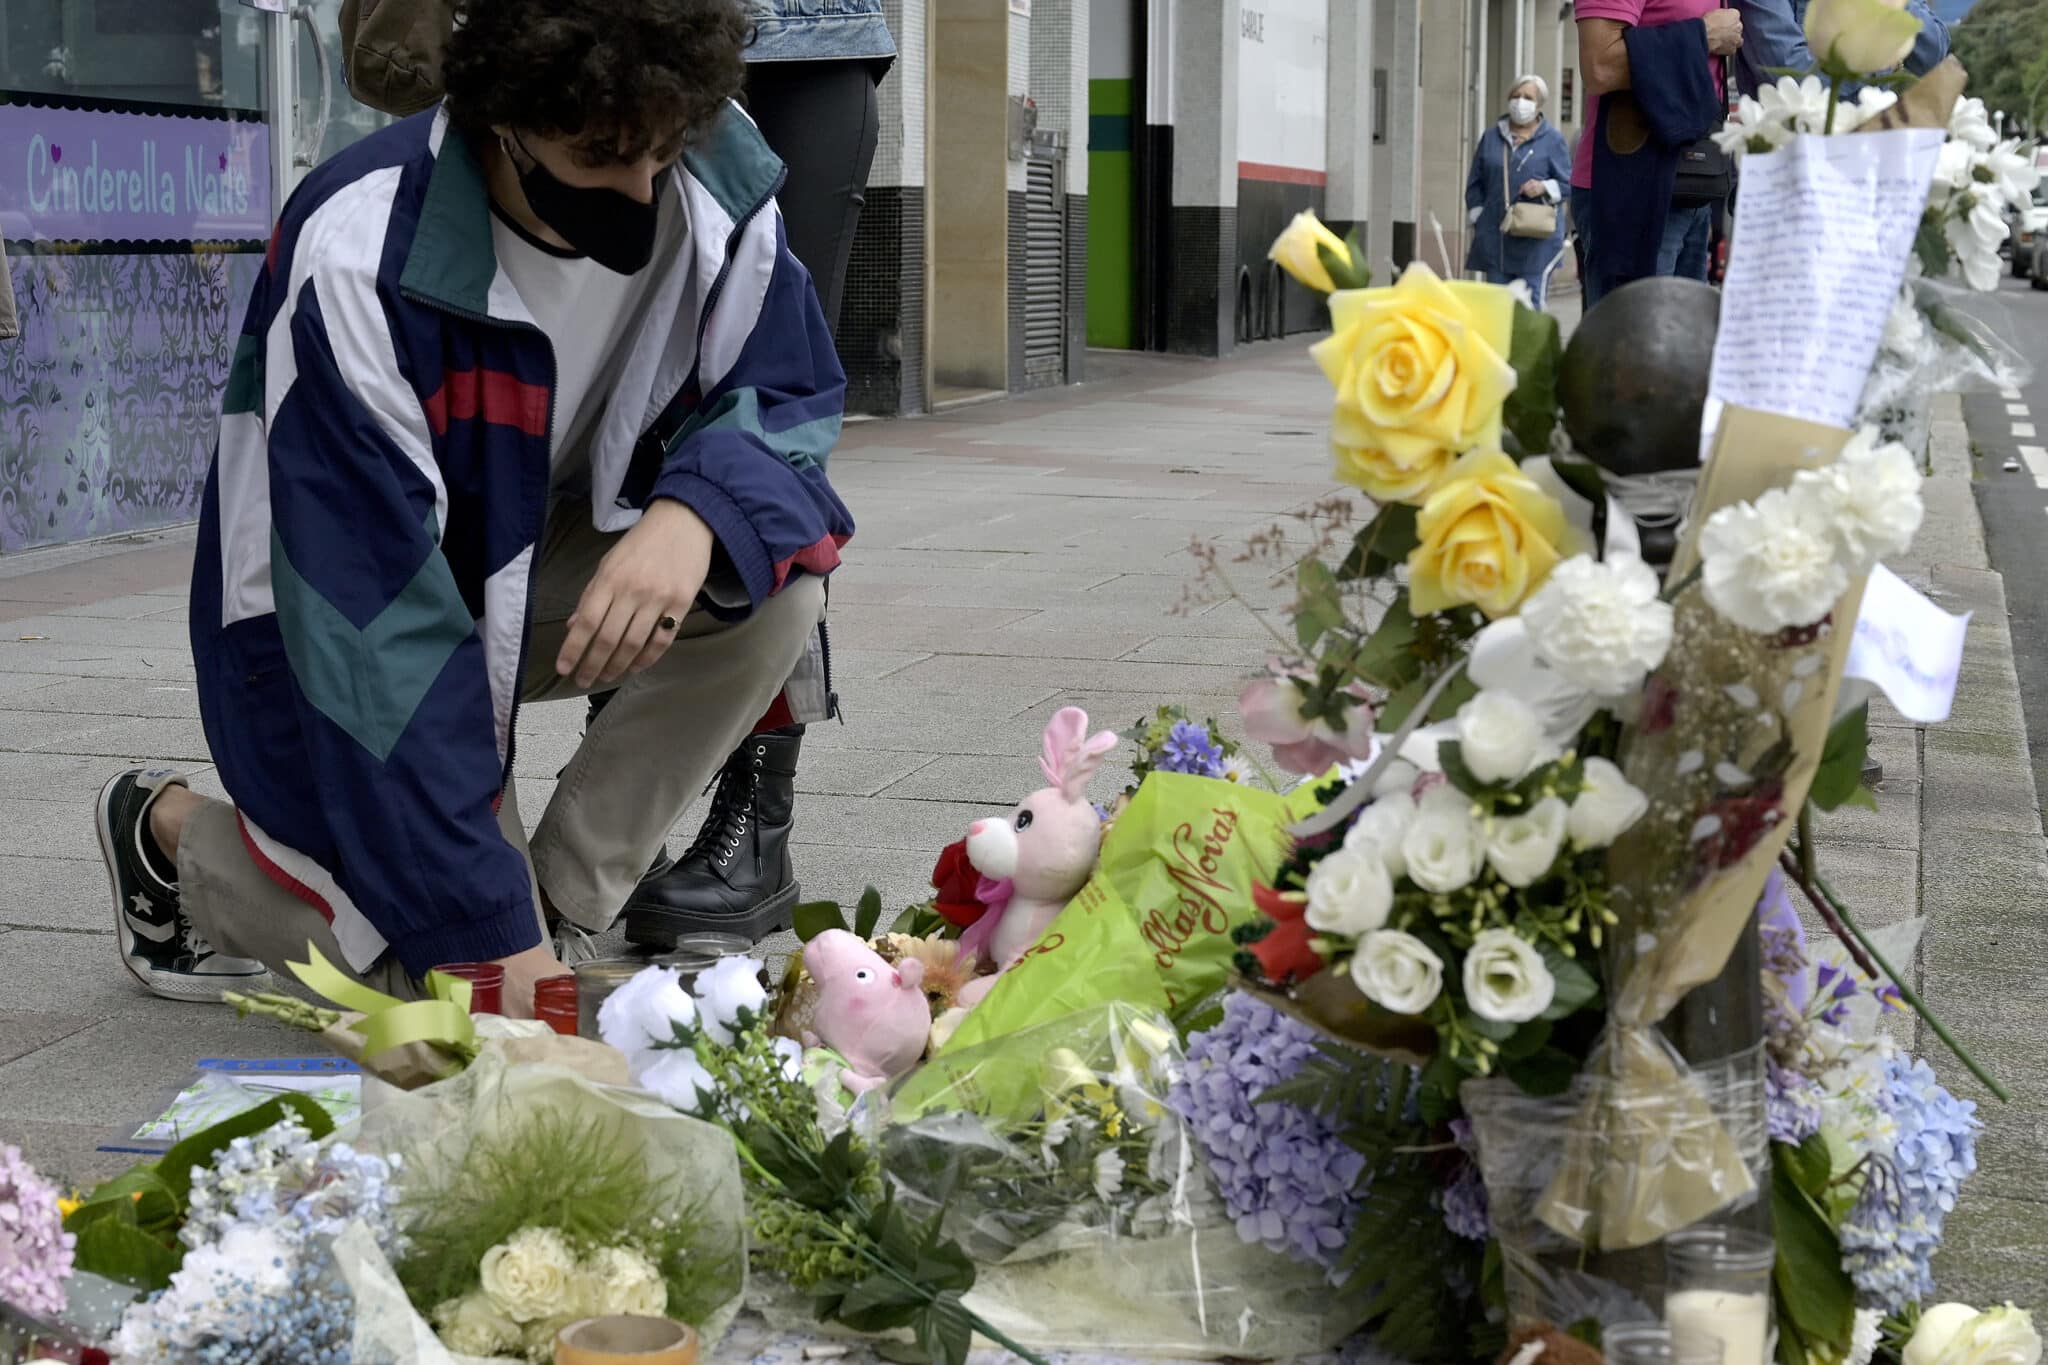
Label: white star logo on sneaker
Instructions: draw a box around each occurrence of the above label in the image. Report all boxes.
[125,893,176,942]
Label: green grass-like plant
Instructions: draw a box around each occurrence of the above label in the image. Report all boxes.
[394,1103,737,1326]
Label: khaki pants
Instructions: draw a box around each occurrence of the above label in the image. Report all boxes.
[178,503,826,995]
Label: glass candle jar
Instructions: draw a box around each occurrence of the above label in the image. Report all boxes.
[434,962,504,1016]
[1665,1226,1775,1365]
[574,957,655,1040]
[533,974,580,1035]
[1607,1322,1723,1365]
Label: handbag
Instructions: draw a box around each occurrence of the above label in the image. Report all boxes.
[1501,144,1557,240]
[1671,0,1735,206]
[337,0,457,117]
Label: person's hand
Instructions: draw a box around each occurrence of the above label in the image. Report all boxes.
[493,943,567,1020]
[1704,8,1743,56]
[557,499,713,689]
[1519,178,1546,200]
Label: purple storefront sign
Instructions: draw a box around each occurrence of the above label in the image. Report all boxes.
[0,104,270,243]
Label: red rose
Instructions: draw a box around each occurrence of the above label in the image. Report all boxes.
[930,838,988,928]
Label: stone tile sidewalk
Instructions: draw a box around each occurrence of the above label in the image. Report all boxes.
[0,342,2037,1305]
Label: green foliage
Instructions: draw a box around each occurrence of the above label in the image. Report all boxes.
[795,886,892,943]
[1951,0,2048,134]
[1502,303,1563,457]
[1810,705,1878,813]
[394,1106,733,1326]
[1295,557,1348,652]
[1315,229,1373,291]
[1771,1138,1856,1363]
[65,1092,335,1290]
[1337,503,1420,582]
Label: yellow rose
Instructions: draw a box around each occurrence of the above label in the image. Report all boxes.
[1310,264,1518,506]
[1805,0,1921,76]
[1406,450,1581,618]
[1268,210,1352,294]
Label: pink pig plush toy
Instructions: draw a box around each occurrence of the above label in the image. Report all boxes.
[954,707,1118,1007]
[801,929,932,1094]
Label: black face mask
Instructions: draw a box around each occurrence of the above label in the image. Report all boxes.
[508,133,661,275]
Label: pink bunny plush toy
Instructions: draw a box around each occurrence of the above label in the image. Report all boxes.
[954,707,1118,1006]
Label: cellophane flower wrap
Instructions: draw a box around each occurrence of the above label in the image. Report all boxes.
[870,1002,1361,1359]
[330,1046,746,1365]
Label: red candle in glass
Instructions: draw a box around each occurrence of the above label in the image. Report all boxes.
[435,962,505,1015]
[533,974,579,1035]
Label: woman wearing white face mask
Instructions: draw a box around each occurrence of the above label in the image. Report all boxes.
[1463,75,1573,308]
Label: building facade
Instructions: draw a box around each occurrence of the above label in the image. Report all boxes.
[1,0,1580,551]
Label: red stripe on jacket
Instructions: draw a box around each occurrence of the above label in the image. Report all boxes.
[423,368,550,438]
[771,533,848,592]
[236,812,338,925]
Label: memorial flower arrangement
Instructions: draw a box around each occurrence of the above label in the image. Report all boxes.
[0,1144,74,1321]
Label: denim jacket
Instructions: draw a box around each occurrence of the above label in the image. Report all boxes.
[746,0,897,63]
[1732,0,1948,98]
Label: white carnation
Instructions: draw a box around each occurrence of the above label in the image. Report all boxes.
[1304,847,1395,936]
[432,1292,523,1358]
[479,1226,579,1323]
[1401,786,1486,894]
[1700,487,1851,634]
[1792,427,1924,573]
[1343,792,1416,878]
[1485,797,1569,889]
[1348,930,1445,1015]
[577,1246,668,1318]
[1518,555,1674,697]
[695,956,769,1045]
[1568,757,1649,850]
[1461,929,1556,1025]
[1455,689,1558,784]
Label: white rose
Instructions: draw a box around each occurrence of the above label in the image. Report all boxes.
[1518,555,1675,697]
[1700,488,1851,634]
[1905,1305,2043,1365]
[695,956,769,1045]
[432,1291,523,1357]
[1349,930,1445,1015]
[1401,786,1486,893]
[1805,0,1922,76]
[1455,689,1558,785]
[597,966,697,1068]
[1567,757,1649,850]
[1371,757,1421,799]
[1344,792,1416,878]
[1791,427,1924,574]
[641,1050,717,1114]
[1485,797,1569,889]
[577,1246,669,1318]
[478,1226,579,1323]
[1305,847,1395,936]
[1461,929,1556,1024]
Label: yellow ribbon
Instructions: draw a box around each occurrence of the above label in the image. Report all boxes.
[287,943,480,1062]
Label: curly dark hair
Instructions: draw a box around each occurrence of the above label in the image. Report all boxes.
[443,0,751,165]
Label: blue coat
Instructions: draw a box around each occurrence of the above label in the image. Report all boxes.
[1464,118,1572,277]
[1733,0,1948,98]
[745,0,897,63]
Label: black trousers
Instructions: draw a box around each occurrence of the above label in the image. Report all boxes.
[743,57,885,333]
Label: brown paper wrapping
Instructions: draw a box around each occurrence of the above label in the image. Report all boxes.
[1537,406,1862,1249]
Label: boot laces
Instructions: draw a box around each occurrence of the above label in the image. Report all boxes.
[686,745,765,869]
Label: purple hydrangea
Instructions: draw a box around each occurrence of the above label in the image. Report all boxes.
[1171,994,1366,1270]
[1767,1056,1825,1144]
[1157,720,1228,779]
[1439,1119,1490,1241]
[0,1143,74,1319]
[1839,1053,1979,1312]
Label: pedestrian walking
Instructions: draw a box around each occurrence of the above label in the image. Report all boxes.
[96,0,853,1018]
[1464,75,1573,309]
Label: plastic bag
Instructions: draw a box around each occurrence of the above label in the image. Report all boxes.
[332,1045,748,1362]
[937,774,1311,1064]
[1461,1041,1769,1329]
[864,1003,1362,1359]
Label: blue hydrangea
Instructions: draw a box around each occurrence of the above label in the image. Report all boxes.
[1439,1121,1490,1242]
[1767,1057,1825,1144]
[1157,720,1228,779]
[1839,1053,1978,1312]
[1171,994,1366,1271]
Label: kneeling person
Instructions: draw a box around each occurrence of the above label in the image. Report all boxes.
[96,0,852,1017]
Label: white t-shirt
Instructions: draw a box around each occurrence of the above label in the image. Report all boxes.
[489,189,681,487]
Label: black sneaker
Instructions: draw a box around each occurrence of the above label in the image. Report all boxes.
[96,768,267,1001]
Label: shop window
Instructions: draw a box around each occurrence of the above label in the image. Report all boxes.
[3,0,263,111]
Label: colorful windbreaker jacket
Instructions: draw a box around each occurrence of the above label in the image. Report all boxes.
[190,102,852,978]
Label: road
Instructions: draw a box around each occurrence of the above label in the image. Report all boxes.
[1966,273,2048,825]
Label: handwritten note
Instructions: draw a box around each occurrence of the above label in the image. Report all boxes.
[1843,564,1970,724]
[1707,129,1944,437]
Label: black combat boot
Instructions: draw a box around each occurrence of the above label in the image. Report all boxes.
[623,726,803,949]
